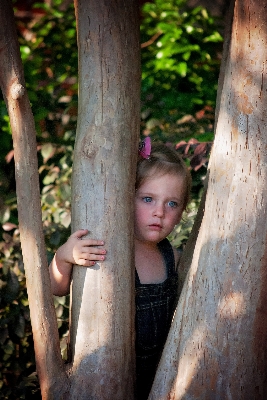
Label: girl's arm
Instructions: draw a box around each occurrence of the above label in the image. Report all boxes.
[49,229,106,296]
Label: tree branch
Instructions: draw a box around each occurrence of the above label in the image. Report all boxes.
[141,31,162,48]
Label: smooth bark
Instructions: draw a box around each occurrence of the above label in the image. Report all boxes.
[0,1,68,398]
[69,0,140,398]
[150,0,267,398]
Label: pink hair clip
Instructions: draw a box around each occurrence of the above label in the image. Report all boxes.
[138,137,151,159]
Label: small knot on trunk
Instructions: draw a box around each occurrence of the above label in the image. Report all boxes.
[11,83,25,99]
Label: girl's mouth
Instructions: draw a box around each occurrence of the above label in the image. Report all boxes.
[149,224,162,231]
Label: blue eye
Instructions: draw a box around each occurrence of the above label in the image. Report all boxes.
[168,201,178,208]
[143,197,152,203]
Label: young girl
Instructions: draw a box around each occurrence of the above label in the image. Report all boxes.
[49,141,191,399]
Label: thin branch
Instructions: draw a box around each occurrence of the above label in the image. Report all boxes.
[141,31,162,48]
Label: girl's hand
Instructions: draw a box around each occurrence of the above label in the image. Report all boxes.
[49,229,106,296]
[58,229,106,267]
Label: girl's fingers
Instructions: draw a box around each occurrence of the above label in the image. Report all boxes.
[75,259,96,267]
[71,230,104,246]
[74,248,106,265]
[81,253,106,261]
[71,229,89,239]
[81,246,106,255]
[77,256,105,267]
[81,239,105,247]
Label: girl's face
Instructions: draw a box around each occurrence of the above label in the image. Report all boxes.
[134,173,185,244]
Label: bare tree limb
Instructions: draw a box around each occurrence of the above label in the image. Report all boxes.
[141,31,162,48]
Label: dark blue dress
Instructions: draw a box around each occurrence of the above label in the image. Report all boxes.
[135,238,178,400]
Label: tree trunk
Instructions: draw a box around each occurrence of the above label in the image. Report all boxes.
[150,0,267,398]
[0,1,68,398]
[69,0,140,398]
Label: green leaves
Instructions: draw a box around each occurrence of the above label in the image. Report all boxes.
[141,0,223,143]
[0,228,38,397]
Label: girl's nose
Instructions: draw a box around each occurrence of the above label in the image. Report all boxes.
[153,203,164,217]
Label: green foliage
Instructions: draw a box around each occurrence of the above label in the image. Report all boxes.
[18,1,78,142]
[169,195,202,248]
[0,0,223,397]
[0,228,40,399]
[0,0,78,232]
[140,0,223,142]
[0,226,69,398]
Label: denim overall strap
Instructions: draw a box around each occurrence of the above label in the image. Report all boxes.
[135,238,175,285]
[157,238,176,276]
[135,238,179,400]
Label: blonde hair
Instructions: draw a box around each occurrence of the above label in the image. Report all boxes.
[136,143,191,210]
